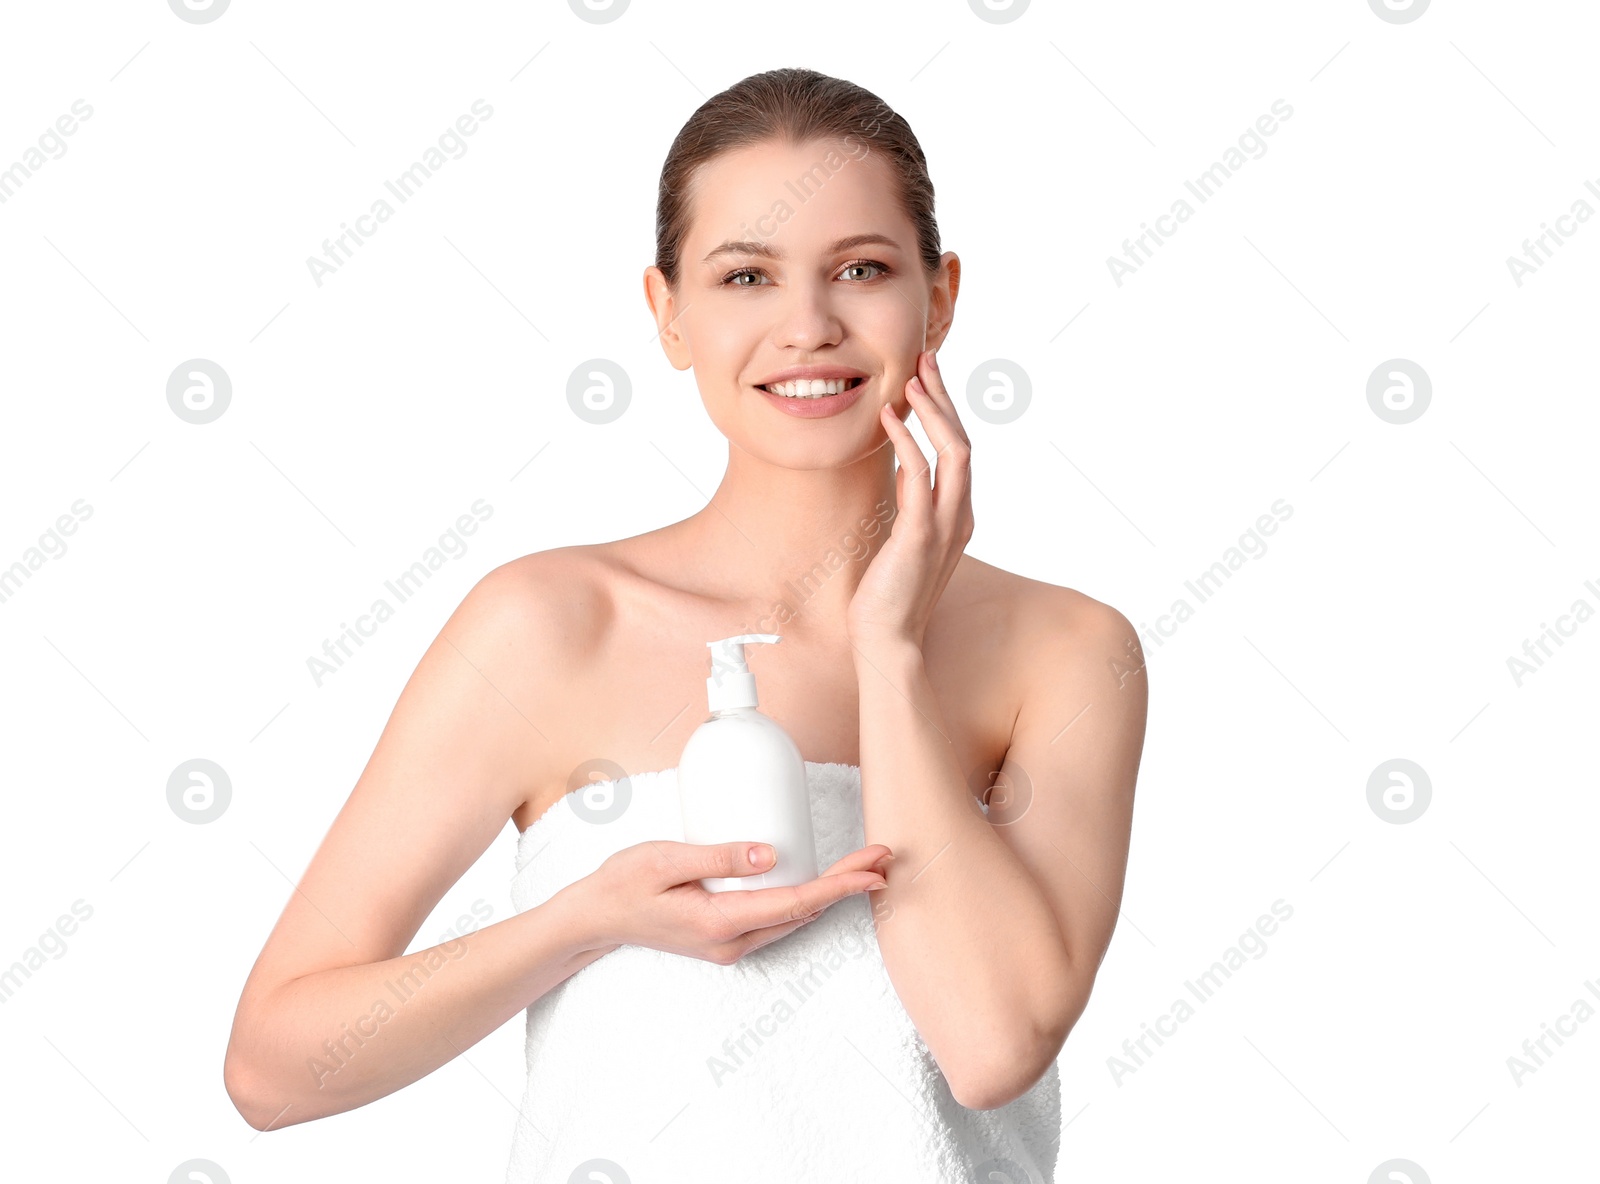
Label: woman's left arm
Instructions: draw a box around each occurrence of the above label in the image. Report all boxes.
[851,350,1148,1112]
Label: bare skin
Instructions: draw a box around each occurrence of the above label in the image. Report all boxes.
[506,544,1027,829]
[224,133,1145,1131]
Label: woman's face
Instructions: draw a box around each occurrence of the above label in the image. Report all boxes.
[645,136,959,469]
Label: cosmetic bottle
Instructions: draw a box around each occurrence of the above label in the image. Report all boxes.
[678,633,819,893]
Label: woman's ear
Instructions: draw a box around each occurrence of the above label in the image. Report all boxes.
[643,265,693,371]
[924,251,961,353]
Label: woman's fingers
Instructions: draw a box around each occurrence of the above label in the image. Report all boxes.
[738,911,822,956]
[709,846,894,957]
[820,844,893,878]
[879,400,932,514]
[908,353,972,514]
[912,349,971,449]
[718,861,888,931]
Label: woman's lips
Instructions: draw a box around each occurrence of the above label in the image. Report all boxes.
[757,377,870,419]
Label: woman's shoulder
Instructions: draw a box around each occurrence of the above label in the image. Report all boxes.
[951,555,1146,734]
[454,542,634,653]
[947,555,1143,701]
[951,553,1134,646]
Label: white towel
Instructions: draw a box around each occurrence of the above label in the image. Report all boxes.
[505,761,1061,1183]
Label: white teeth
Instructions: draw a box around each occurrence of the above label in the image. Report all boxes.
[761,377,862,399]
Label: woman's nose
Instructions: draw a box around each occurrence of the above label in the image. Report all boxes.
[772,284,842,349]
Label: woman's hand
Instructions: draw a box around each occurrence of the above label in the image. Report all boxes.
[848,348,974,654]
[578,839,893,964]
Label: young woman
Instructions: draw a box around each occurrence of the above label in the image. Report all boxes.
[224,67,1147,1183]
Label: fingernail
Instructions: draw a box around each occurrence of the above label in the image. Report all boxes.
[866,878,888,891]
[751,845,773,867]
[909,376,925,396]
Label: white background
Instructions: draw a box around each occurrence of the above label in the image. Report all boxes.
[1,0,1595,1180]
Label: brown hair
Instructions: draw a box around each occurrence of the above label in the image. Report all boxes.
[654,67,942,290]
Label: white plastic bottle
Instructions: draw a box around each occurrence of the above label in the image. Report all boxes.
[678,633,819,893]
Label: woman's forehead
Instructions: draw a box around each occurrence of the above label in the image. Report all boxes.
[684,142,908,256]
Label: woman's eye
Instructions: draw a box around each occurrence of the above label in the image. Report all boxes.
[721,260,890,287]
[840,261,887,281]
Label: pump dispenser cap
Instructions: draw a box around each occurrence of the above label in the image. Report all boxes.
[706,633,780,712]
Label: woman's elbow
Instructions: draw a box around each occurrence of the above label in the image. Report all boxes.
[223,1048,273,1131]
[950,1048,1057,1111]
[951,997,1081,1110]
[223,1042,303,1133]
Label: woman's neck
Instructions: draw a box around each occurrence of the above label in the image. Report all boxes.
[672,441,900,631]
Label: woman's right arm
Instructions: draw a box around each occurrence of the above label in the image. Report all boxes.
[223,554,893,1130]
[222,557,604,1130]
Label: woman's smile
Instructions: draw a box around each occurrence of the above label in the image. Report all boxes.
[758,374,871,418]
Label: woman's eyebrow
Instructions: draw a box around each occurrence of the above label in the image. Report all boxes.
[700,232,902,264]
